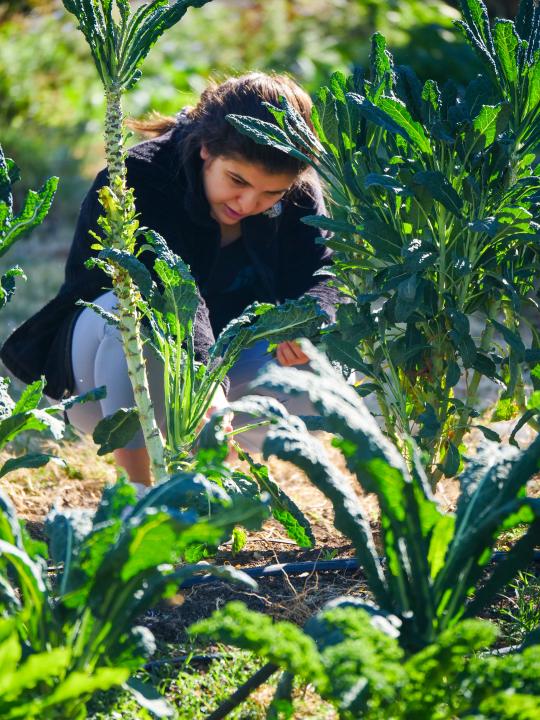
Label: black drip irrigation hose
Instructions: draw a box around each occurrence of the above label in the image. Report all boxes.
[179,550,540,589]
[204,662,279,720]
[180,557,359,588]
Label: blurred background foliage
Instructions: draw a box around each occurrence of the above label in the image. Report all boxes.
[0,0,519,341]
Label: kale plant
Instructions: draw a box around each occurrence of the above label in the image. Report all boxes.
[61,0,213,484]
[192,600,540,719]
[230,343,540,650]
[227,0,540,484]
[0,143,102,477]
[96,232,327,463]
[0,475,267,718]
[89,240,322,547]
[0,142,57,310]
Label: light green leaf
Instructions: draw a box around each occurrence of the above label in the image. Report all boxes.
[493,19,519,85]
[427,515,455,579]
[12,379,45,414]
[376,97,431,155]
[125,677,175,718]
[472,103,508,147]
[42,667,129,707]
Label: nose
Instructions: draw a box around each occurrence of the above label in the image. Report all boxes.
[236,189,259,215]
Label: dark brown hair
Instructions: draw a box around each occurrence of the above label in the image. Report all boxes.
[128,72,314,178]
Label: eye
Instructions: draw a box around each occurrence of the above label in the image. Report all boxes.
[230,175,246,186]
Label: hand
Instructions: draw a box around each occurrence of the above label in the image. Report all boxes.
[276,340,309,367]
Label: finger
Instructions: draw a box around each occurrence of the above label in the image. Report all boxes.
[276,343,295,366]
[278,342,309,366]
[288,340,309,364]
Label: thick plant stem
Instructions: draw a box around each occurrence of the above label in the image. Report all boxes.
[431,315,497,487]
[104,85,126,183]
[503,304,527,412]
[103,84,167,484]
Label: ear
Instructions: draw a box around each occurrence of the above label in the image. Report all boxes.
[200,144,210,160]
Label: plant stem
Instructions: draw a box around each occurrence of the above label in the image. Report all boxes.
[454,316,497,444]
[103,83,167,485]
[503,304,527,412]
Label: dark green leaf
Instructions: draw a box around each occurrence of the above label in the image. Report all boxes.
[0,267,25,309]
[445,361,461,389]
[0,453,63,480]
[491,319,526,360]
[93,408,140,455]
[412,171,462,216]
[301,215,359,234]
[472,352,498,378]
[418,404,441,440]
[364,174,406,194]
[475,424,501,442]
[99,248,155,298]
[441,442,460,478]
[237,449,314,548]
[509,408,540,447]
[361,218,402,258]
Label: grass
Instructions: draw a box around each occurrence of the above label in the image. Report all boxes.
[87,647,337,719]
[498,571,540,647]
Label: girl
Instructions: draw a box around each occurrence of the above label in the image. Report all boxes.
[1,72,338,486]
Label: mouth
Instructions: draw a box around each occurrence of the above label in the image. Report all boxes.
[223,204,244,220]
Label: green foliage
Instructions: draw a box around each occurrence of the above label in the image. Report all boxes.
[0,0,480,255]
[235,446,315,547]
[240,343,540,650]
[193,600,540,719]
[0,477,267,717]
[190,600,327,689]
[0,618,128,720]
[0,142,57,309]
[61,0,212,92]
[228,0,540,483]
[0,142,100,479]
[499,570,540,644]
[156,410,316,547]
[0,375,106,478]
[96,233,327,464]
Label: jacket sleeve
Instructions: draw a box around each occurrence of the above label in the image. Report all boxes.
[276,179,341,322]
[63,162,217,369]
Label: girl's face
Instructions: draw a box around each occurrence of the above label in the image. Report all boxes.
[200,145,297,229]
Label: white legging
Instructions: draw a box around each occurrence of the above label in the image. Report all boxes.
[66,290,314,452]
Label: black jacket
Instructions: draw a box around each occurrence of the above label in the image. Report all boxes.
[1,117,338,399]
